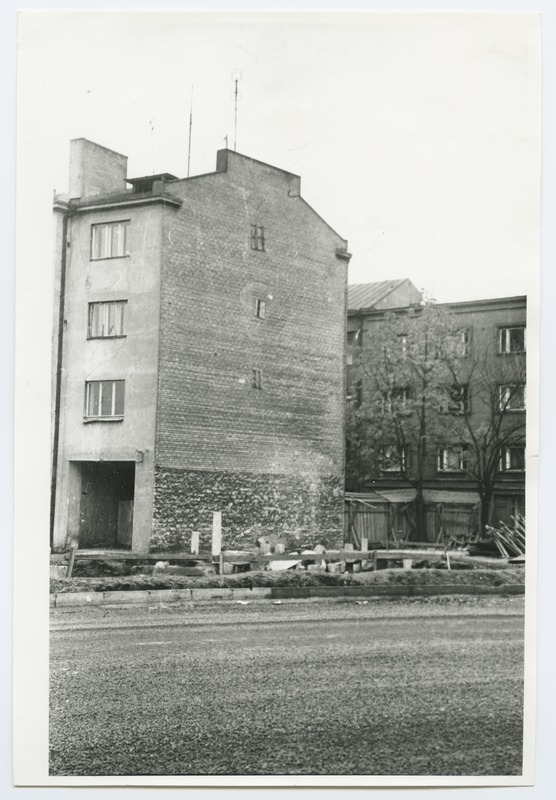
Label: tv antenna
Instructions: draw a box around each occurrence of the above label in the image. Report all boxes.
[231,69,242,151]
[187,85,194,177]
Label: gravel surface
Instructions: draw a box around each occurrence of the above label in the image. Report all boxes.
[50,597,524,777]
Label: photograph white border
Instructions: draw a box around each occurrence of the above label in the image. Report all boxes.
[6,0,554,795]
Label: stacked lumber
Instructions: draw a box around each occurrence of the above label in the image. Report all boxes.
[485,514,525,558]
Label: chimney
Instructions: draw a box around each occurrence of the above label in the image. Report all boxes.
[68,139,128,200]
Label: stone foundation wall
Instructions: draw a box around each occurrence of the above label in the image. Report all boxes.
[151,466,344,552]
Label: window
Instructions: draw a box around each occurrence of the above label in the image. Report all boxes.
[381,386,411,414]
[500,446,525,472]
[255,299,266,319]
[88,301,127,338]
[499,326,526,354]
[252,369,263,389]
[499,384,526,411]
[439,384,470,415]
[84,380,125,419]
[437,445,468,472]
[398,334,408,357]
[347,330,362,347]
[91,221,130,260]
[250,225,265,251]
[347,329,362,365]
[446,329,470,357]
[381,445,407,473]
[346,379,363,406]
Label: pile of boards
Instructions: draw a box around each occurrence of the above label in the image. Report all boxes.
[486,515,525,559]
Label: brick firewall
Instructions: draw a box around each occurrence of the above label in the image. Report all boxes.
[152,154,347,546]
[155,159,346,474]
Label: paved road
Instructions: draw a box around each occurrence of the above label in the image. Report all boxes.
[50,596,525,777]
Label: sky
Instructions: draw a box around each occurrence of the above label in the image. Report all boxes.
[17,10,540,303]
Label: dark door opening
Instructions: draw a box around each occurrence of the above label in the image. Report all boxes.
[79,461,135,549]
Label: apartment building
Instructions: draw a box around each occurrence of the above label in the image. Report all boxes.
[346,282,526,541]
[51,139,350,554]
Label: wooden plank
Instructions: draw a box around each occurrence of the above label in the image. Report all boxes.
[219,549,447,564]
[395,541,445,549]
[72,550,213,562]
[447,553,509,570]
[66,546,77,578]
[73,547,483,566]
[374,550,445,561]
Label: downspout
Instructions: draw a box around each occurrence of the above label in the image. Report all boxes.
[336,246,352,541]
[50,206,75,547]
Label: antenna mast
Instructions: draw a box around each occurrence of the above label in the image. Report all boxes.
[231,69,242,151]
[234,79,238,151]
[187,85,194,177]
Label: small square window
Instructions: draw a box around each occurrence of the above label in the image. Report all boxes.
[84,380,125,419]
[252,369,263,389]
[91,221,130,260]
[250,224,265,251]
[255,299,266,319]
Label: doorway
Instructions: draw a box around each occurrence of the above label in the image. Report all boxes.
[78,461,135,549]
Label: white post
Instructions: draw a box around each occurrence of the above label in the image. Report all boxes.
[361,537,368,554]
[212,511,222,573]
[191,531,200,556]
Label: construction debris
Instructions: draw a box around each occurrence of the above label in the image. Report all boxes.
[485,514,525,559]
[268,559,301,572]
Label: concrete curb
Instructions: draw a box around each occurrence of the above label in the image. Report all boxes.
[50,583,524,608]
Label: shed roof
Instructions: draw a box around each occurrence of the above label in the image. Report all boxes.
[423,490,480,505]
[345,489,481,505]
[347,279,421,311]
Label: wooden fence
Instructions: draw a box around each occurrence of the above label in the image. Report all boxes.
[345,496,480,548]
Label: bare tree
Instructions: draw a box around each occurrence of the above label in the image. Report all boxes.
[439,329,526,532]
[348,302,459,538]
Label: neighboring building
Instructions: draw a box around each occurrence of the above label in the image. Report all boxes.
[51,139,350,554]
[346,283,526,543]
[346,280,424,366]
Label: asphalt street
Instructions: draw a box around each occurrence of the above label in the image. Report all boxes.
[50,596,525,776]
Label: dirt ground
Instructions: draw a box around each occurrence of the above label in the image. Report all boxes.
[50,595,525,777]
